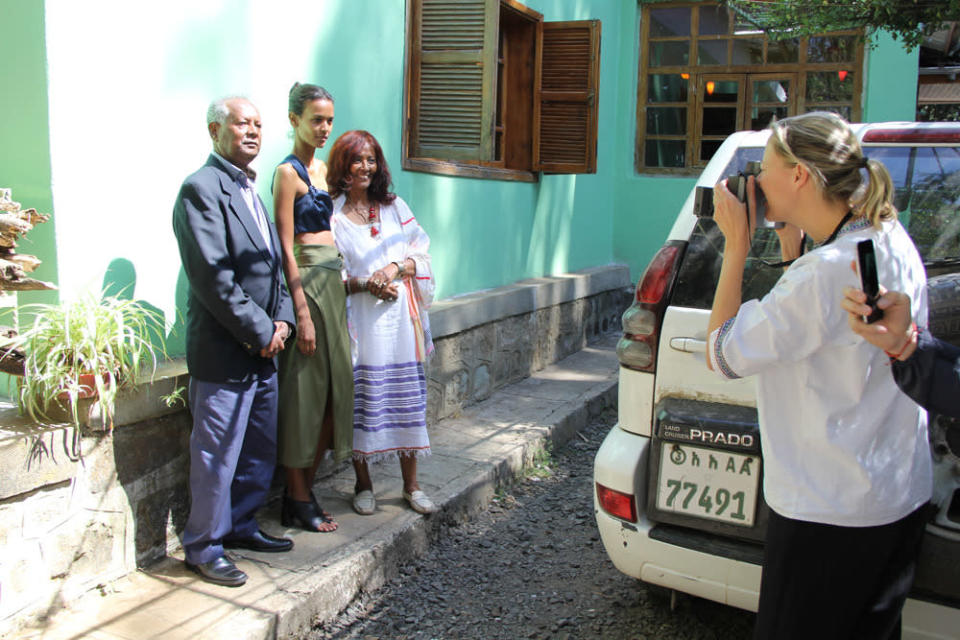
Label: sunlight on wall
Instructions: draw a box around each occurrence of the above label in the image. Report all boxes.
[43,0,345,342]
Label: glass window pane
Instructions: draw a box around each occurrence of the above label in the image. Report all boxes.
[732,38,764,64]
[865,147,910,189]
[650,41,689,67]
[753,80,790,104]
[645,139,686,167]
[699,5,729,35]
[807,36,857,63]
[767,38,799,63]
[806,71,854,102]
[647,107,687,135]
[697,40,727,65]
[700,139,724,162]
[649,7,691,38]
[898,147,960,262]
[647,74,689,103]
[702,107,738,134]
[750,106,788,130]
[704,80,739,103]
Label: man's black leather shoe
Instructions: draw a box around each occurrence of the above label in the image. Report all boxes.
[185,556,247,587]
[223,529,294,553]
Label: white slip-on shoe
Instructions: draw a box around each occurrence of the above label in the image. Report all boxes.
[403,490,436,514]
[353,489,376,515]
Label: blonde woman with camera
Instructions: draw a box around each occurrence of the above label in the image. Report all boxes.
[708,112,930,640]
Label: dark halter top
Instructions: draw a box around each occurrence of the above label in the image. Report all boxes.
[274,154,333,233]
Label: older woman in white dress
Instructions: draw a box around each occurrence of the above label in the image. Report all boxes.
[328,129,436,515]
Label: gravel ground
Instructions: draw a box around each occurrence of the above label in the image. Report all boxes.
[311,409,755,640]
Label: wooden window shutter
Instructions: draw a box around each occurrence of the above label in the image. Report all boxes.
[533,20,601,174]
[408,0,498,163]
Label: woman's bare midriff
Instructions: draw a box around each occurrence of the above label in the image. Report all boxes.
[295,230,335,245]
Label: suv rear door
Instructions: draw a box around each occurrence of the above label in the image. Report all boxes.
[646,123,960,596]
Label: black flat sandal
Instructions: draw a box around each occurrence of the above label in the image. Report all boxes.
[281,492,337,532]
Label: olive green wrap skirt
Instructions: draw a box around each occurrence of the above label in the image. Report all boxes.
[277,244,354,467]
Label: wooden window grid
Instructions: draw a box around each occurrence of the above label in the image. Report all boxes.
[637,1,864,174]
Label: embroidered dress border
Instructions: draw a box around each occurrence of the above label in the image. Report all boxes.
[714,317,741,379]
[353,361,428,433]
[352,446,432,463]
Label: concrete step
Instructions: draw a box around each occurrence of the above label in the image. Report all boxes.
[13,336,619,640]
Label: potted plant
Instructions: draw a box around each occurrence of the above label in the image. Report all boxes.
[12,292,164,428]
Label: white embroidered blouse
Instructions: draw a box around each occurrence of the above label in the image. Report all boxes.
[708,217,931,527]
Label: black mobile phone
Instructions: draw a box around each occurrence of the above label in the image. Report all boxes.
[857,239,883,323]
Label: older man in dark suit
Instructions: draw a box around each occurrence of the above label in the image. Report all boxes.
[172,96,296,587]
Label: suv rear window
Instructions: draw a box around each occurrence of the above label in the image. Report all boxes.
[672,143,960,309]
[869,145,960,273]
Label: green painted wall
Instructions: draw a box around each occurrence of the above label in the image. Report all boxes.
[397,0,623,296]
[0,0,58,398]
[863,29,920,122]
[0,0,57,306]
[14,0,925,360]
[37,0,624,356]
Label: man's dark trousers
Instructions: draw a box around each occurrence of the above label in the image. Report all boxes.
[182,375,279,565]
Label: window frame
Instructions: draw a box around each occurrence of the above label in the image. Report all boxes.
[636,1,864,175]
[402,0,541,182]
[402,0,600,181]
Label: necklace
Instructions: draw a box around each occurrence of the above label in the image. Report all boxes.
[346,199,379,238]
[760,210,853,269]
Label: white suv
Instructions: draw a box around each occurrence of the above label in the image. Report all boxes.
[594,122,960,639]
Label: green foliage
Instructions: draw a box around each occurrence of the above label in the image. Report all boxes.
[919,104,960,121]
[527,445,555,479]
[10,292,165,427]
[726,0,960,50]
[161,384,187,409]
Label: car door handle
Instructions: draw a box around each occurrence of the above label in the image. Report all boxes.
[669,337,707,353]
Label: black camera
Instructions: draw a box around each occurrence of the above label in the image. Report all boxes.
[693,161,779,229]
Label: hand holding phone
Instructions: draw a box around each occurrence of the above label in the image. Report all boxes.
[857,239,884,324]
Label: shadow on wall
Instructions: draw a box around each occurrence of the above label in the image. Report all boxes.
[100,258,192,566]
[100,258,188,357]
[526,174,577,276]
[113,414,192,568]
[167,270,189,356]
[100,258,172,354]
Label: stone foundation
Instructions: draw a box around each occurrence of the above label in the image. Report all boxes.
[0,264,631,633]
[425,267,630,423]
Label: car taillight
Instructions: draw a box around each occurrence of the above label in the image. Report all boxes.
[596,482,637,523]
[617,241,685,373]
[862,127,960,144]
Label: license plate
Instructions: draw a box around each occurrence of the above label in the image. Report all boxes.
[656,443,760,527]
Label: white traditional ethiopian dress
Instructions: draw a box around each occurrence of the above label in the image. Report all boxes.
[331,195,434,462]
